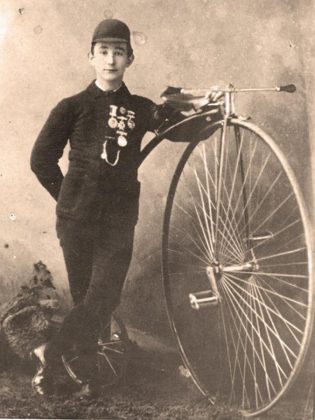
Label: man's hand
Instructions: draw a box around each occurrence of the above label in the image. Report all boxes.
[205,86,223,102]
[159,85,223,115]
[179,86,223,103]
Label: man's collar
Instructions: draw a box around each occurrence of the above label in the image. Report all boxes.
[86,80,131,99]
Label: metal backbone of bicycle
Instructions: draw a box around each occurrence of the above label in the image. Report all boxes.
[144,83,312,418]
[61,83,313,418]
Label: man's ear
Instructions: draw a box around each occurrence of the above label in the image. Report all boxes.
[127,54,134,67]
[88,51,95,66]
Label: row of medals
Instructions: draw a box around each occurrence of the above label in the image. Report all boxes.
[108,104,135,147]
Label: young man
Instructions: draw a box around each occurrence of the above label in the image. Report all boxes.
[30,18,215,398]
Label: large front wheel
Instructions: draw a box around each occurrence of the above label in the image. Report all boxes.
[162,119,313,417]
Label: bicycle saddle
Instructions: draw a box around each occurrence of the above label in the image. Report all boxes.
[161,86,212,111]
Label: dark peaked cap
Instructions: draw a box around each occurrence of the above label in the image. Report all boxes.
[92,19,132,46]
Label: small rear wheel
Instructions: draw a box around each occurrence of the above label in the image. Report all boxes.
[162,119,314,417]
[62,312,129,388]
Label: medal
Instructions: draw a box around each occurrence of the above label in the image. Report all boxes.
[109,104,118,116]
[108,117,118,129]
[118,136,128,147]
[118,120,126,130]
[106,105,136,155]
[127,119,135,130]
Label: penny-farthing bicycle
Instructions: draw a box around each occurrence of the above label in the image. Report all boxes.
[155,84,313,418]
[63,84,313,418]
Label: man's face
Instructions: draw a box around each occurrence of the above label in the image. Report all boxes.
[89,42,133,84]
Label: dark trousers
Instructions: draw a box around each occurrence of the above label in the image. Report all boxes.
[46,214,135,374]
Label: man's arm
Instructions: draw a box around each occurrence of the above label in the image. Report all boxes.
[30,99,73,201]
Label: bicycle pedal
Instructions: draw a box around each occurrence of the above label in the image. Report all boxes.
[247,231,274,242]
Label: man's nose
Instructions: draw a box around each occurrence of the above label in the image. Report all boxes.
[106,52,115,64]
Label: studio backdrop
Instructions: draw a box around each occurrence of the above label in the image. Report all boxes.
[0,0,314,350]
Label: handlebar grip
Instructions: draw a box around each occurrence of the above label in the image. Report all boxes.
[278,84,296,93]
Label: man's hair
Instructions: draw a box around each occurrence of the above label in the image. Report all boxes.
[90,42,133,57]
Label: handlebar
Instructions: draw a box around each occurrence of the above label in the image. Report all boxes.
[180,84,296,96]
[277,84,296,93]
[161,83,296,119]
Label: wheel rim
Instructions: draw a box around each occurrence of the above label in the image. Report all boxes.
[62,313,129,387]
[162,119,313,417]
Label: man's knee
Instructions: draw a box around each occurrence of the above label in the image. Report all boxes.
[84,285,122,317]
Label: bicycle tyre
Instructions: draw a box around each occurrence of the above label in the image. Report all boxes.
[162,118,314,417]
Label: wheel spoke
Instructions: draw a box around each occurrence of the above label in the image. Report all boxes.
[99,345,125,355]
[250,191,295,237]
[218,126,245,259]
[163,120,312,417]
[171,221,213,264]
[222,279,277,399]
[180,158,247,263]
[197,142,247,258]
[235,152,272,234]
[250,206,300,253]
[194,167,244,261]
[168,246,210,266]
[219,293,234,393]
[222,278,286,388]
[220,282,252,407]
[226,138,259,241]
[194,166,214,255]
[223,276,298,362]
[178,174,244,263]
[260,261,307,269]
[201,144,215,246]
[251,281,273,400]
[257,246,306,263]
[66,355,79,364]
[98,351,119,376]
[174,198,214,262]
[234,270,307,280]
[253,280,295,370]
[239,171,282,237]
[249,280,259,409]
[224,272,307,322]
[257,274,306,342]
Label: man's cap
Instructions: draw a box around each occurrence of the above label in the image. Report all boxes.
[92,19,131,46]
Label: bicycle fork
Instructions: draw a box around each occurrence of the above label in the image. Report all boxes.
[189,104,260,311]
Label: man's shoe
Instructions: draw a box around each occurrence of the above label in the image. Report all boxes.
[74,380,100,400]
[30,343,53,395]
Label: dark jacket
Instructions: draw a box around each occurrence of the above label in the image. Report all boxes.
[31,81,209,223]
